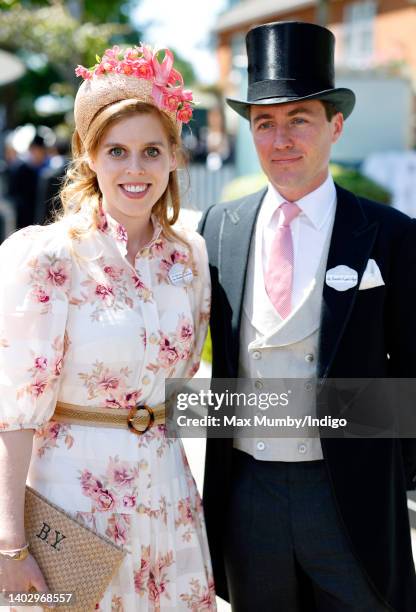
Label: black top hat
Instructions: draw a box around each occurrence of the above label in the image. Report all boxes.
[226,21,355,120]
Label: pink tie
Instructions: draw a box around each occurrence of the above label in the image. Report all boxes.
[265,201,301,319]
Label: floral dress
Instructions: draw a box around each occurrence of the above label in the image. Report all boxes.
[0,207,215,611]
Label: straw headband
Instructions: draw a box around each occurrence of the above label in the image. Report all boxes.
[74,43,194,143]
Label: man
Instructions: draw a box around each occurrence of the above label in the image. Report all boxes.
[199,21,416,611]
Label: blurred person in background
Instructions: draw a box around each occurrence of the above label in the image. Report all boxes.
[2,133,37,229]
[35,136,71,224]
[0,43,215,611]
[28,133,51,177]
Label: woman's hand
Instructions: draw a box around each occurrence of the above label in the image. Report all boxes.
[0,552,49,596]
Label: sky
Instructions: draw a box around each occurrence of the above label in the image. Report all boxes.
[132,0,228,84]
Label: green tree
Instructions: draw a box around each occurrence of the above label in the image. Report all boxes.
[0,0,195,126]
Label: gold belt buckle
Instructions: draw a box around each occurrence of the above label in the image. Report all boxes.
[127,404,155,435]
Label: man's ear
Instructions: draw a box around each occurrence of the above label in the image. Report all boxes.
[331,112,344,144]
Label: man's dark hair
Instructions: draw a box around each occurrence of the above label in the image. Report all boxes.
[320,100,339,122]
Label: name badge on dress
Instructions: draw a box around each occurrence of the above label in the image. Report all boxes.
[168,263,193,287]
[325,265,358,291]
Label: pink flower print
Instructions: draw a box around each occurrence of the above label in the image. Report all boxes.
[189,361,200,377]
[179,348,191,361]
[180,576,216,610]
[95,284,114,300]
[32,287,50,303]
[194,493,203,515]
[175,497,194,528]
[97,375,120,392]
[171,249,189,264]
[134,547,151,595]
[97,206,109,232]
[29,376,48,397]
[132,274,145,290]
[158,335,180,368]
[53,357,63,376]
[198,595,214,610]
[113,468,132,486]
[34,356,48,370]
[124,390,141,407]
[149,551,174,603]
[105,515,130,546]
[107,458,137,488]
[176,317,194,344]
[150,238,164,254]
[95,488,116,512]
[103,265,123,281]
[148,574,168,603]
[80,470,102,497]
[122,494,136,508]
[44,421,62,441]
[116,224,128,243]
[47,261,69,288]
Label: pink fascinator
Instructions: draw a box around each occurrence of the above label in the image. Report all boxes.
[74,43,194,142]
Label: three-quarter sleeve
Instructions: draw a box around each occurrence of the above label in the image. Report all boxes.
[0,225,72,431]
[186,232,211,378]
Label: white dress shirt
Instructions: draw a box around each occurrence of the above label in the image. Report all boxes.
[260,174,336,312]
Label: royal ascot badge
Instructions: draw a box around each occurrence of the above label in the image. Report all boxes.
[325,265,358,292]
[168,263,193,287]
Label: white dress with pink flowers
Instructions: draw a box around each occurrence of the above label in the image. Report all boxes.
[0,208,215,611]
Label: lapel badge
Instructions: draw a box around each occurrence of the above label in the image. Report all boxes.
[168,263,193,287]
[326,265,358,292]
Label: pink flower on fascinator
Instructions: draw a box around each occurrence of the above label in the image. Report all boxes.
[75,43,194,124]
[75,65,92,80]
[177,105,193,123]
[102,46,121,61]
[134,59,154,80]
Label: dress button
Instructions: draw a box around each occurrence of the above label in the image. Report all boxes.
[298,442,308,454]
[252,351,262,360]
[254,379,263,390]
[304,381,313,391]
[305,353,314,363]
[256,441,266,451]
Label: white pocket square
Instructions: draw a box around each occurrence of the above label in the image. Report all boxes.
[359,259,385,290]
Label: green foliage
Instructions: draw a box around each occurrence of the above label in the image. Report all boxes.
[0,0,195,126]
[221,165,391,204]
[0,2,128,84]
[330,164,391,204]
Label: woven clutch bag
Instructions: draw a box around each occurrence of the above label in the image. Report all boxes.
[25,486,126,611]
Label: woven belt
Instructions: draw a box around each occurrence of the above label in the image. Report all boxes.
[53,401,165,435]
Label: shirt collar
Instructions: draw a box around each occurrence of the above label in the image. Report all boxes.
[97,201,163,258]
[262,174,336,230]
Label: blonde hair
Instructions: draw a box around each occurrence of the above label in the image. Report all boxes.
[58,100,188,248]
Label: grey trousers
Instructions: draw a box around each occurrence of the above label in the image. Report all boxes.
[223,449,388,611]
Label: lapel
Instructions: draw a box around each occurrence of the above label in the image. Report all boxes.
[318,185,379,378]
[220,189,266,337]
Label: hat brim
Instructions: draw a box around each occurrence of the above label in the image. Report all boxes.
[226,87,356,120]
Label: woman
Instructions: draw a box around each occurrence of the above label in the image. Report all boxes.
[0,44,214,611]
